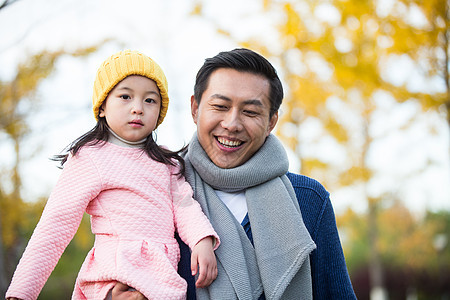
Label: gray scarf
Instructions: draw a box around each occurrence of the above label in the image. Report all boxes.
[184,134,316,300]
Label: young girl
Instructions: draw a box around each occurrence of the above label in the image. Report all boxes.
[6,50,220,300]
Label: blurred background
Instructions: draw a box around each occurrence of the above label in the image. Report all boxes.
[0,0,449,299]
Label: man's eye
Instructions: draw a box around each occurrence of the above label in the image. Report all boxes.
[244,110,258,116]
[213,104,227,110]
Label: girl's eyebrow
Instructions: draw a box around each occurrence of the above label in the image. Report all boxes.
[116,86,161,98]
[144,90,161,97]
[115,86,133,92]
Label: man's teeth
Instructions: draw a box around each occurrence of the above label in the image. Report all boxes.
[217,137,242,147]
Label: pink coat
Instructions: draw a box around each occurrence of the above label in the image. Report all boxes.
[6,142,219,300]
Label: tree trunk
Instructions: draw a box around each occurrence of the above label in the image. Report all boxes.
[362,120,388,300]
[368,197,387,300]
[0,212,7,295]
[444,1,450,169]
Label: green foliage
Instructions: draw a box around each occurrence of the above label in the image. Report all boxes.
[337,203,450,296]
[337,208,370,272]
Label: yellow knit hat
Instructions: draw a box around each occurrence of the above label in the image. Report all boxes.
[92,50,169,128]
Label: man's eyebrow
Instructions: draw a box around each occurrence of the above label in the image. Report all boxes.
[210,94,263,106]
[210,94,232,101]
[243,99,263,106]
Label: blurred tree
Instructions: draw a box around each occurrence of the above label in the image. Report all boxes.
[392,0,449,124]
[0,50,63,295]
[0,46,101,296]
[272,2,448,297]
[338,203,450,299]
[0,0,20,10]
[0,190,7,294]
[191,0,448,298]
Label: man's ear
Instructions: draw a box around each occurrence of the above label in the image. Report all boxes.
[190,95,199,125]
[267,111,278,135]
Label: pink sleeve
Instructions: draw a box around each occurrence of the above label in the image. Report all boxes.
[6,151,102,300]
[170,172,220,251]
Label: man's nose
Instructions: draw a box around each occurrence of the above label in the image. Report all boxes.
[221,109,243,132]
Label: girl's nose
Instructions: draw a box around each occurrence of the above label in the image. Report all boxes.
[132,101,143,115]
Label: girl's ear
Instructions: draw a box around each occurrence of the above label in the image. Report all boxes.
[99,104,106,118]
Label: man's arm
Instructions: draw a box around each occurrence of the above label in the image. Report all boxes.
[287,172,357,299]
[309,197,357,299]
[176,233,197,300]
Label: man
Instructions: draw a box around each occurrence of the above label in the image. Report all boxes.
[114,48,356,299]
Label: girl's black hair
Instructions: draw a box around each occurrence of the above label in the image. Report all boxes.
[53,117,186,176]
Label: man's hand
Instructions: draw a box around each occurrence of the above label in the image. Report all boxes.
[191,236,218,288]
[111,282,146,300]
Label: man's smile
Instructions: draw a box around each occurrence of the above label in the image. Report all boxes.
[216,136,244,148]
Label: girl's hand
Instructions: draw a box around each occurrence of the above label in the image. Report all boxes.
[191,236,218,288]
[111,282,146,300]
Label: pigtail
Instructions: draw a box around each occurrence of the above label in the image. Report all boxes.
[52,119,109,168]
[52,118,186,177]
[143,133,187,177]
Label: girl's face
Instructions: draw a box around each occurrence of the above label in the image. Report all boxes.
[100,75,161,142]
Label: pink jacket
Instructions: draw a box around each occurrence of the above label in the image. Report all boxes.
[6,142,219,300]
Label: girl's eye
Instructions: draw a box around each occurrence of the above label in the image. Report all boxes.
[145,98,156,104]
[120,94,131,100]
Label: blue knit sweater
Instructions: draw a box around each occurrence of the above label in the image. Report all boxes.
[177,172,356,299]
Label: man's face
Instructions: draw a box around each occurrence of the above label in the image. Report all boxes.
[191,68,278,169]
